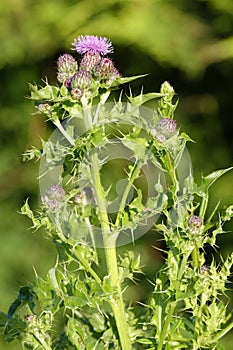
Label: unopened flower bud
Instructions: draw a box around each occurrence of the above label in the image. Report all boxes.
[160,81,175,98]
[38,103,51,114]
[188,215,204,234]
[71,71,92,90]
[200,265,209,275]
[74,191,88,206]
[57,54,78,83]
[80,52,101,72]
[41,184,66,211]
[105,67,121,85]
[151,118,177,142]
[71,87,83,99]
[157,118,177,136]
[46,185,66,200]
[48,199,61,210]
[95,58,120,81]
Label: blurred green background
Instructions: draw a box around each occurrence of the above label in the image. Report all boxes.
[1,0,233,348]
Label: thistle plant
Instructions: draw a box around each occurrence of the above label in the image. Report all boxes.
[1,35,233,350]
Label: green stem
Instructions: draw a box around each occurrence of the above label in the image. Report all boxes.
[90,150,132,349]
[157,301,176,350]
[72,246,102,286]
[164,151,177,184]
[199,193,208,218]
[85,217,96,251]
[115,161,141,227]
[32,332,52,350]
[191,245,199,269]
[53,120,75,146]
[84,107,132,349]
[157,252,191,349]
[177,252,191,281]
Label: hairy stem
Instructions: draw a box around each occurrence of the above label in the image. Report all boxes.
[85,107,132,349]
[90,150,132,349]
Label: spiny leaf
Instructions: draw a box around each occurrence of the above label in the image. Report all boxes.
[29,83,60,100]
[110,74,148,87]
[23,146,42,162]
[194,167,233,196]
[128,92,164,106]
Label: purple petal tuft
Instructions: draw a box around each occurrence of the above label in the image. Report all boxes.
[72,35,113,55]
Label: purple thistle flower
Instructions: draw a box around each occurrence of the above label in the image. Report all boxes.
[157,118,177,137]
[71,35,113,56]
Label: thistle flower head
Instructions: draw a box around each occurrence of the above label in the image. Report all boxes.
[200,265,209,275]
[72,35,113,56]
[105,67,121,85]
[151,118,177,142]
[94,58,116,79]
[71,71,92,90]
[157,118,177,136]
[71,87,83,100]
[46,185,66,200]
[80,52,102,72]
[38,103,51,114]
[57,54,78,83]
[41,184,66,211]
[188,215,204,234]
[74,191,88,206]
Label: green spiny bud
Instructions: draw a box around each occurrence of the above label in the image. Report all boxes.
[158,81,177,119]
[160,81,175,99]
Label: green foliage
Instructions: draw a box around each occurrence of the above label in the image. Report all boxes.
[1,36,233,350]
[1,3,233,349]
